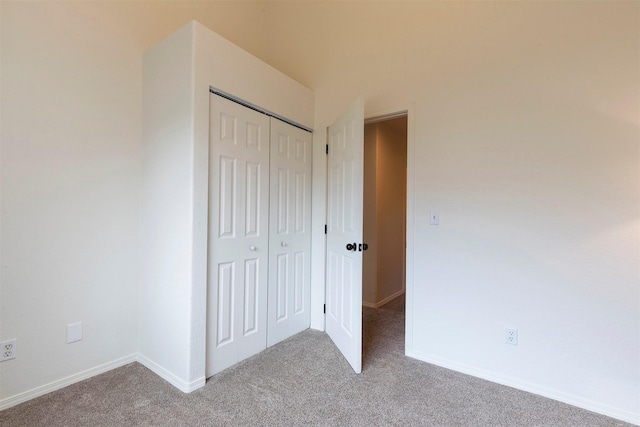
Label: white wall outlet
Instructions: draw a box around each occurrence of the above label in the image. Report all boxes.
[1,339,17,361]
[67,322,83,344]
[429,210,440,225]
[505,328,518,345]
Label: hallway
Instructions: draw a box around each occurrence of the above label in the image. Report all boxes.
[363,296,405,368]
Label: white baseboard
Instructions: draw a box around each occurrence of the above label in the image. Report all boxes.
[406,350,640,426]
[363,289,405,308]
[0,353,137,411]
[136,353,205,393]
[310,321,325,331]
[0,353,207,411]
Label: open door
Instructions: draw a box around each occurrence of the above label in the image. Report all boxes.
[325,98,364,373]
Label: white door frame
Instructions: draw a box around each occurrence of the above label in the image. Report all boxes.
[362,112,409,308]
[314,103,416,357]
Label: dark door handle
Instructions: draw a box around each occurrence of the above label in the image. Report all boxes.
[359,243,368,251]
[346,243,356,251]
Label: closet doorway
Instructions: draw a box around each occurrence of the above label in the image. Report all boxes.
[206,93,312,377]
[362,114,407,364]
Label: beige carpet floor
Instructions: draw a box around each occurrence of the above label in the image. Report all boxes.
[0,296,631,426]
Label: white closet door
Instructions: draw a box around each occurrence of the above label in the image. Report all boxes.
[325,98,364,374]
[267,119,312,347]
[207,94,270,377]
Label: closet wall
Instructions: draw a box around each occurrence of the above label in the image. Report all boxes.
[141,21,314,392]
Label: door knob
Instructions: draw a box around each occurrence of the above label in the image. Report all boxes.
[346,242,356,251]
[358,243,369,251]
[249,246,257,251]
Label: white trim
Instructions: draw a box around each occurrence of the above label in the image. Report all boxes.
[361,105,416,357]
[136,353,205,393]
[0,354,137,411]
[310,126,328,332]
[407,350,640,426]
[310,321,325,331]
[364,110,408,125]
[210,87,313,133]
[363,289,405,308]
[404,104,416,357]
[0,353,207,411]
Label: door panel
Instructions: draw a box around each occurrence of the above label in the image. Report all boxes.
[277,169,289,233]
[325,98,364,374]
[277,253,288,321]
[207,94,270,377]
[294,251,304,314]
[216,262,234,346]
[245,162,261,236]
[267,119,312,347]
[294,173,306,232]
[244,258,259,335]
[218,157,236,238]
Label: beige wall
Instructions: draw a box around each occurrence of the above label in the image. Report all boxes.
[363,118,407,307]
[0,0,278,406]
[375,118,407,303]
[1,1,638,423]
[295,2,638,421]
[1,1,142,401]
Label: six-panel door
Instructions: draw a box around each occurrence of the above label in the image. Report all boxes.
[207,94,270,377]
[207,94,313,376]
[267,119,312,347]
[325,98,364,374]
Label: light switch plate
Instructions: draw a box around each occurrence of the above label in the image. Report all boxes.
[430,210,440,225]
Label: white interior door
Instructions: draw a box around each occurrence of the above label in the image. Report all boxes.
[267,119,312,346]
[325,98,364,374]
[207,94,270,377]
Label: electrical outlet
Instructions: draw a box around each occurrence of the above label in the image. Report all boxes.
[67,322,83,343]
[505,328,518,345]
[0,339,17,361]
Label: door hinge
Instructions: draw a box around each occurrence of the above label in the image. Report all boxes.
[323,304,326,314]
[326,144,329,155]
[324,224,327,234]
